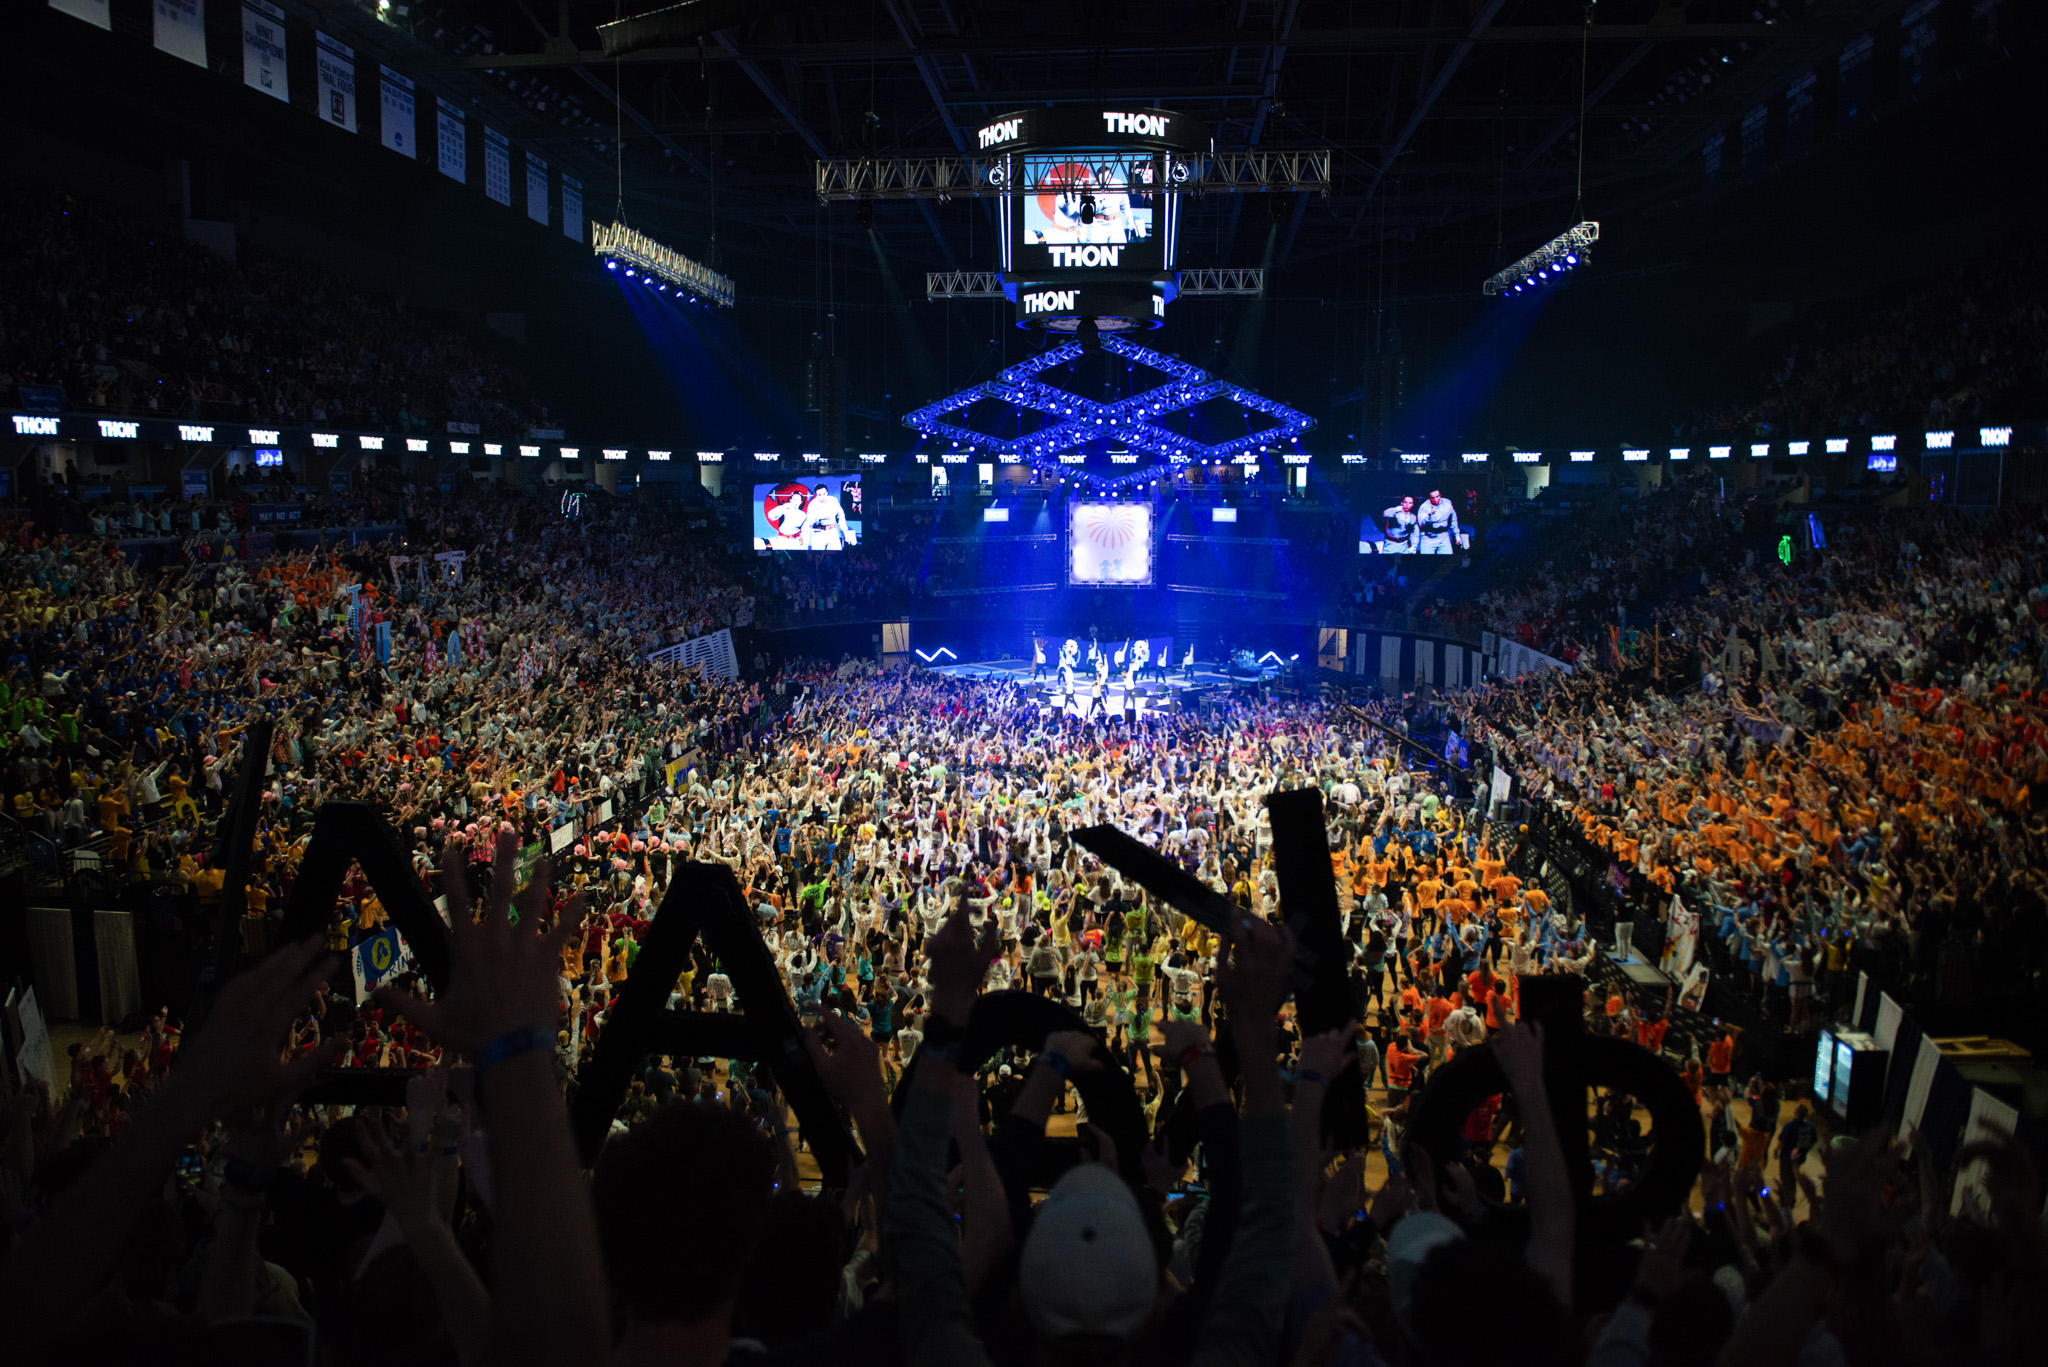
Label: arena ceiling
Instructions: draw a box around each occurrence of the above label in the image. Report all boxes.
[327,0,1921,281]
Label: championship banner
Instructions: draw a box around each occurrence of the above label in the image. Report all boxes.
[562,175,583,243]
[436,97,466,182]
[153,0,206,66]
[242,0,287,101]
[315,30,358,133]
[646,627,740,681]
[549,822,576,854]
[50,0,111,31]
[483,126,511,205]
[525,152,550,226]
[379,66,416,159]
[1487,765,1513,817]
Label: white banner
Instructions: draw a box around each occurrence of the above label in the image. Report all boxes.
[1902,1032,1944,1133]
[1952,1087,2022,1218]
[315,30,357,133]
[562,175,583,243]
[484,126,511,205]
[1487,764,1512,818]
[242,0,287,102]
[525,152,550,226]
[648,627,741,681]
[1497,640,1573,681]
[1664,898,1699,975]
[11,986,53,1089]
[379,66,416,159]
[153,0,206,67]
[436,97,466,182]
[50,0,111,30]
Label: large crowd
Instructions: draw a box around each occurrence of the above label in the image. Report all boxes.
[0,445,2043,1367]
[0,189,558,435]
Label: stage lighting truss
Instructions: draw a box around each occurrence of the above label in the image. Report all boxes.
[592,221,736,308]
[1482,221,1600,298]
[900,336,1313,492]
[816,150,1331,202]
[924,268,1265,301]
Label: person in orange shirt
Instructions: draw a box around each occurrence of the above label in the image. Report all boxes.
[1706,1029,1737,1088]
[1636,1011,1668,1054]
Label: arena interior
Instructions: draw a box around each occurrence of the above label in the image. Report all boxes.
[3,2,2048,1364]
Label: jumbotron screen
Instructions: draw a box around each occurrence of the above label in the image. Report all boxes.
[1069,502,1153,585]
[1016,153,1161,274]
[753,476,862,550]
[1358,486,1476,555]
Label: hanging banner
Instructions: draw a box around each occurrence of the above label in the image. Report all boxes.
[315,30,357,133]
[525,152,550,226]
[351,926,409,1002]
[1663,898,1699,975]
[562,175,583,243]
[483,126,511,205]
[50,0,112,31]
[436,97,466,182]
[154,0,207,67]
[379,66,416,159]
[242,0,287,102]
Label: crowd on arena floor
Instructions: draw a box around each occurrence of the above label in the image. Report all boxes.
[0,458,2044,1366]
[0,189,558,435]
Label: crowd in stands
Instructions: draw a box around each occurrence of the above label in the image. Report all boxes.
[1691,242,2048,439]
[1,444,2044,1367]
[0,189,558,435]
[1460,502,2048,1042]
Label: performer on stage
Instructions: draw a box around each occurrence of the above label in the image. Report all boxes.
[1031,638,1047,680]
[1181,641,1196,680]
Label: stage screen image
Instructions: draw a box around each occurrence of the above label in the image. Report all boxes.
[1358,486,1475,555]
[1016,153,1161,273]
[1069,502,1153,585]
[752,476,862,550]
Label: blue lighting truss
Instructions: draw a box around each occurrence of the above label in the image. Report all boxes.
[901,338,1314,492]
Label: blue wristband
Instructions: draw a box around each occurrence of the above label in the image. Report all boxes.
[1043,1051,1072,1078]
[1296,1069,1328,1087]
[474,1026,555,1080]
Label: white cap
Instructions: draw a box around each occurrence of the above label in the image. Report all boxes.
[1017,1163,1157,1342]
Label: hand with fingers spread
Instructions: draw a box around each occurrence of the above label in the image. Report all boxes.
[1216,914,1295,1023]
[1153,1016,1213,1070]
[374,834,585,1056]
[1298,1021,1357,1083]
[924,904,999,1023]
[171,936,345,1122]
[343,1116,449,1234]
[803,1011,885,1111]
[1633,1215,1694,1300]
[1041,1029,1105,1077]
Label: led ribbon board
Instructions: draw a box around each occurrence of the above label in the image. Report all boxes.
[900,336,1313,490]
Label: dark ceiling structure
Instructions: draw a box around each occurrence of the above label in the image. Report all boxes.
[335,0,1958,284]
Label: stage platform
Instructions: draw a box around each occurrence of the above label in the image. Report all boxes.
[929,655,1282,717]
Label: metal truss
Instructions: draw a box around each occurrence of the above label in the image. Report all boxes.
[818,149,1331,202]
[1482,221,1600,297]
[926,271,1006,299]
[1177,268,1264,296]
[924,269,1265,301]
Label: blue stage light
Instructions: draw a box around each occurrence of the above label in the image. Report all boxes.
[625,267,636,276]
[606,260,618,271]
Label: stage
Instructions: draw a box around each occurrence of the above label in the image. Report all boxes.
[928,654,1285,717]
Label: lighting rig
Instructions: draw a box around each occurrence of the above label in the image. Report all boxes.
[1482,221,1600,298]
[592,221,736,308]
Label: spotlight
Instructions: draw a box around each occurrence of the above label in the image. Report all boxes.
[591,221,735,308]
[1484,221,1600,297]
[606,259,618,271]
[625,267,636,277]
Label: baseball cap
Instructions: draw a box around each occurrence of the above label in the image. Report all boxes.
[1017,1164,1158,1343]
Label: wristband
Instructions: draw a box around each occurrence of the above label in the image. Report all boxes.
[1043,1051,1071,1078]
[474,1026,555,1080]
[222,1154,279,1194]
[1296,1068,1328,1087]
[1178,1044,1216,1072]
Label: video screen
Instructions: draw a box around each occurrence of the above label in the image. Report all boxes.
[1833,1039,1855,1113]
[1358,487,1474,555]
[1016,153,1161,274]
[753,475,862,550]
[254,448,284,468]
[1069,502,1153,585]
[1813,1029,1836,1104]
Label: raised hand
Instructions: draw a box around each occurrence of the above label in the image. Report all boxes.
[1216,914,1295,1021]
[1152,1016,1213,1069]
[375,834,584,1054]
[1298,1022,1358,1081]
[924,904,998,1021]
[172,937,343,1119]
[802,1011,884,1109]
